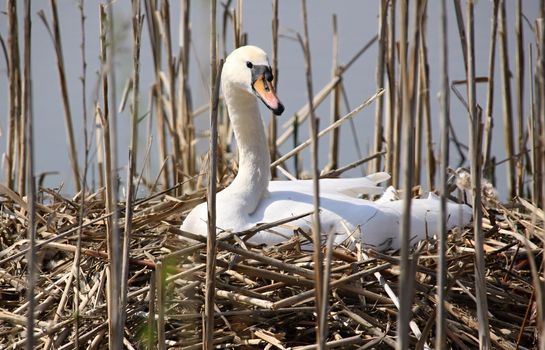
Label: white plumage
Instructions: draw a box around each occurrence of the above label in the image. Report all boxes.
[181,45,472,250]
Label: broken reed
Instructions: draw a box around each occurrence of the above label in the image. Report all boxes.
[1,0,545,348]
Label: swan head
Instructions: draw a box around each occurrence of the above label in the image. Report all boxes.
[222,45,284,115]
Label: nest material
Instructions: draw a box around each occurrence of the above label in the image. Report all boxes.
[0,186,543,349]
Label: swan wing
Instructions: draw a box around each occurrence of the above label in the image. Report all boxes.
[268,172,390,198]
[181,184,472,251]
[246,189,471,250]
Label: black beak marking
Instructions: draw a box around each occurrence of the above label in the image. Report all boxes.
[251,65,274,87]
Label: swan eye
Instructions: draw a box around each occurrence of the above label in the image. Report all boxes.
[246,61,253,69]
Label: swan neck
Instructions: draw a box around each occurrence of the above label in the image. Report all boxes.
[223,87,270,213]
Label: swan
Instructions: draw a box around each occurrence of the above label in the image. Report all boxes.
[181,45,472,250]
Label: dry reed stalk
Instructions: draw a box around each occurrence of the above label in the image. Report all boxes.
[483,0,499,178]
[220,0,231,58]
[453,0,468,72]
[531,11,544,208]
[272,263,390,309]
[38,193,88,339]
[498,0,516,199]
[22,1,36,348]
[384,0,396,186]
[269,0,279,177]
[178,0,194,188]
[436,0,449,347]
[102,3,123,348]
[38,0,81,193]
[204,0,221,343]
[515,0,525,198]
[1,181,543,347]
[5,0,21,192]
[326,14,339,172]
[16,0,27,196]
[277,36,376,146]
[74,0,89,342]
[466,1,491,348]
[99,4,115,345]
[416,3,434,190]
[235,0,243,47]
[339,309,397,348]
[412,16,423,188]
[370,0,386,175]
[156,261,166,350]
[529,41,540,208]
[300,1,326,345]
[120,0,142,332]
[148,271,156,348]
[158,1,183,195]
[145,0,170,191]
[277,76,341,145]
[299,0,329,349]
[270,90,384,169]
[397,0,416,346]
[322,151,385,178]
[539,4,545,346]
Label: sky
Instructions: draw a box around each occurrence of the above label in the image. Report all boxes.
[0,1,541,199]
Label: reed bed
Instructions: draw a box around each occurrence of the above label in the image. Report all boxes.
[1,0,545,348]
[0,181,542,348]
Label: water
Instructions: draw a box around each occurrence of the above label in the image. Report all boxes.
[0,1,540,200]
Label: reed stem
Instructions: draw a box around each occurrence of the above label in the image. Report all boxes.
[436,0,449,347]
[467,1,491,348]
[23,1,36,348]
[498,0,516,199]
[204,0,221,345]
[371,0,387,174]
[397,0,416,347]
[269,0,279,177]
[300,0,326,346]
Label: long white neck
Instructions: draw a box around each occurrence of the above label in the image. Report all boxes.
[221,86,270,214]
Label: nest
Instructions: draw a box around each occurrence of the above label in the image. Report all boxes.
[0,185,543,349]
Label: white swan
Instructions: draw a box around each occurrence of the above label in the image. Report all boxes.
[181,45,472,250]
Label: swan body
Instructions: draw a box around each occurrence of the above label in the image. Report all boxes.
[181,45,472,250]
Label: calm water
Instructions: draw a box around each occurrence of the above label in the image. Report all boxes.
[0,1,540,200]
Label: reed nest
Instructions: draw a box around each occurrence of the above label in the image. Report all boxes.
[0,183,543,349]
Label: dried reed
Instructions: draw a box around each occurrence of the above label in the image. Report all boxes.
[204,0,220,346]
[436,0,450,347]
[22,1,36,348]
[300,0,326,346]
[466,1,491,347]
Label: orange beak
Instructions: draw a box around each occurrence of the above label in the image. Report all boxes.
[251,66,284,115]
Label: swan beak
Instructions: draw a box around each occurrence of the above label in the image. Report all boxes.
[252,66,284,115]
